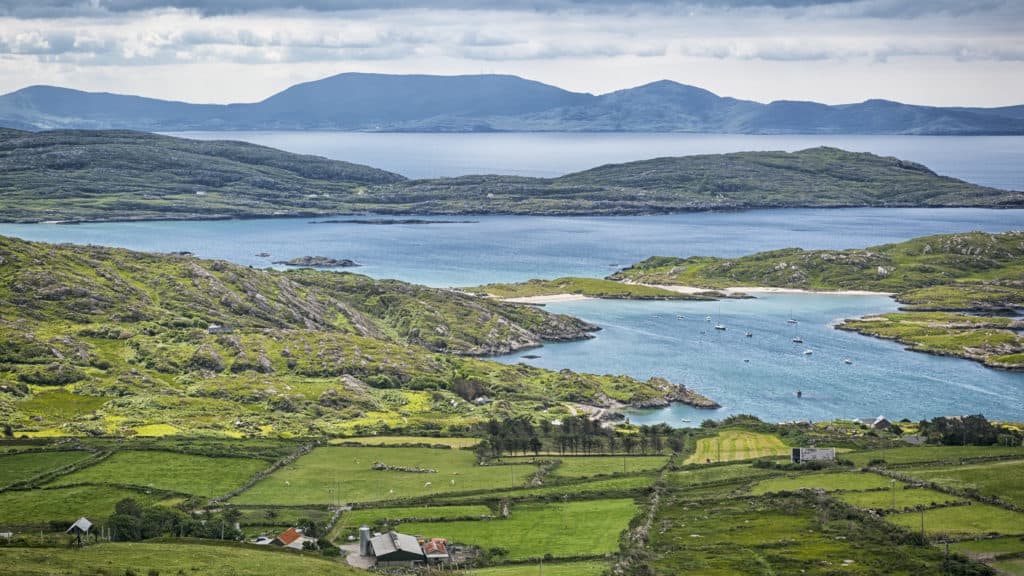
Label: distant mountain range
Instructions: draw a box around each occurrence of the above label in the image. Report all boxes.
[2,73,1023,134]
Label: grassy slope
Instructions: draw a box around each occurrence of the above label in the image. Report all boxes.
[376,147,1023,215]
[0,450,91,487]
[0,540,362,576]
[0,129,404,222]
[612,231,1024,369]
[2,132,1020,222]
[683,429,790,464]
[0,235,707,437]
[232,446,538,505]
[396,499,638,561]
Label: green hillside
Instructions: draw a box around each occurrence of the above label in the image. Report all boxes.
[1,130,1019,222]
[0,235,715,438]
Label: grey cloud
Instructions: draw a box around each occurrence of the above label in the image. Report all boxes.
[0,0,866,19]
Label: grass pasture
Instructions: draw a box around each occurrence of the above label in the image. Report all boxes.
[46,450,266,497]
[899,459,1024,507]
[669,463,777,489]
[887,504,1024,538]
[443,473,657,503]
[846,445,1024,467]
[949,536,1024,559]
[684,430,790,464]
[749,471,894,495]
[837,487,966,511]
[0,540,361,576]
[233,446,538,506]
[466,560,609,576]
[398,499,637,561]
[329,436,480,448]
[499,455,669,478]
[0,485,165,526]
[648,494,949,575]
[0,451,93,487]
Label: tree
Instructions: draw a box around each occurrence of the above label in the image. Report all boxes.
[529,436,542,456]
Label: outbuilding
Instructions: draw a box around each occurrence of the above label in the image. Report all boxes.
[368,531,426,568]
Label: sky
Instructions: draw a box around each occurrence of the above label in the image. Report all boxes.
[0,0,1022,107]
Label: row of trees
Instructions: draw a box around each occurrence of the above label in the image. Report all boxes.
[475,416,687,457]
[108,499,242,542]
[917,415,1023,446]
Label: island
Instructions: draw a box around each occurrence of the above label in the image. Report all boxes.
[1,129,1020,223]
[272,256,360,268]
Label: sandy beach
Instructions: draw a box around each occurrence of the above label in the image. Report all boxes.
[642,283,895,297]
[501,294,594,304]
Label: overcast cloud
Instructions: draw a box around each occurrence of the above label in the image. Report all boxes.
[0,0,1020,106]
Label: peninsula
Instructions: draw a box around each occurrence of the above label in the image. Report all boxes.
[1,129,1020,223]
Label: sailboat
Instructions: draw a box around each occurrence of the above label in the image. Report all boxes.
[745,331,753,337]
[803,349,814,355]
[843,358,854,365]
[791,322,803,344]
[713,305,726,330]
[786,309,799,325]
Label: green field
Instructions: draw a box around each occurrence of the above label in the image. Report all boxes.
[648,494,950,575]
[233,446,538,505]
[471,277,708,300]
[0,451,93,487]
[950,536,1024,558]
[444,474,657,503]
[46,450,266,497]
[749,472,895,495]
[0,540,360,575]
[992,558,1024,576]
[887,504,1024,538]
[899,459,1024,507]
[398,499,637,561]
[466,560,609,576]
[837,487,966,511]
[0,485,166,526]
[847,445,1024,467]
[499,455,668,478]
[342,504,493,527]
[329,436,481,448]
[684,430,790,464]
[668,463,777,488]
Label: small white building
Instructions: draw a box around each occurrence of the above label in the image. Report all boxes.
[791,447,836,464]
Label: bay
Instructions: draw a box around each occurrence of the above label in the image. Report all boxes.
[4,131,1024,424]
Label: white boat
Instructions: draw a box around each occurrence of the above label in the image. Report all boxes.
[792,337,803,343]
[714,324,727,331]
[843,358,853,365]
[787,318,799,324]
[803,349,814,355]
[745,331,753,337]
[705,315,712,322]
[676,314,686,320]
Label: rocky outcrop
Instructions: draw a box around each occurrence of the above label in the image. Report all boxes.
[272,256,359,268]
[635,377,721,409]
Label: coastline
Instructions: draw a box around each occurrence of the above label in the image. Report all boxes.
[641,283,895,297]
[501,294,595,304]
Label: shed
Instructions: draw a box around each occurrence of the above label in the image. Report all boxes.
[791,447,836,463]
[369,531,425,568]
[66,517,92,547]
[270,527,305,550]
[422,537,450,563]
[857,416,892,430]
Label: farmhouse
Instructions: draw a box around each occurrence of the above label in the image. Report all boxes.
[791,447,836,463]
[269,527,315,550]
[367,530,427,568]
[857,415,892,430]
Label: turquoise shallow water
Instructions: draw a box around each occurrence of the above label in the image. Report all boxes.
[2,209,1021,424]
[491,295,1024,424]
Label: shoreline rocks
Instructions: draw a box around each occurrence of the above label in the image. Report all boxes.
[272,255,360,268]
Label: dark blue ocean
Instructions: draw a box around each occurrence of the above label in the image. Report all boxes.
[3,133,1022,424]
